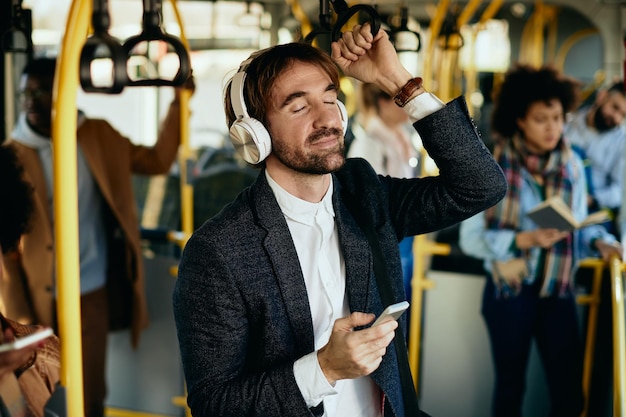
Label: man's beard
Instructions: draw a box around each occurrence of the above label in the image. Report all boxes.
[272,127,346,175]
[593,107,616,133]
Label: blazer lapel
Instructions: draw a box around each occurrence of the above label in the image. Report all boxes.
[332,176,372,314]
[250,174,315,356]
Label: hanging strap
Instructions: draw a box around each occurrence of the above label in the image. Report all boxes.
[342,193,424,417]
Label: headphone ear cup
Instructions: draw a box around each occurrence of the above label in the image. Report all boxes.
[337,100,348,135]
[229,117,272,164]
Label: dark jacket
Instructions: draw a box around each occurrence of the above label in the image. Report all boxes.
[173,97,507,417]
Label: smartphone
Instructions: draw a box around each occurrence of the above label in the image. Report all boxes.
[372,301,410,327]
[0,328,54,353]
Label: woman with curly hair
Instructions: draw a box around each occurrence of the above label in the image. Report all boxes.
[0,145,59,417]
[459,64,622,416]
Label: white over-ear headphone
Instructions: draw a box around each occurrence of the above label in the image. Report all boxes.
[228,59,348,165]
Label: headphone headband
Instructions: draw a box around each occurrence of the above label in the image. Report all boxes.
[231,58,253,119]
[228,57,347,165]
[230,70,249,120]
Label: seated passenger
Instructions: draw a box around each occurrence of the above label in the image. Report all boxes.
[459,64,622,417]
[0,145,59,417]
[347,82,420,322]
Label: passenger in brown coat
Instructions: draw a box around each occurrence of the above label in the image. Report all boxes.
[0,145,59,417]
[1,57,194,417]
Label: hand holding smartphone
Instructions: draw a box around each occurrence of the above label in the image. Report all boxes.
[0,328,53,353]
[372,301,409,326]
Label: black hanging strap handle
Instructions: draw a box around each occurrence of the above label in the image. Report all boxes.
[1,0,34,56]
[122,0,191,87]
[302,0,333,45]
[79,0,128,94]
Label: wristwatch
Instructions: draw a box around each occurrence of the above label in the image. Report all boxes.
[393,77,423,107]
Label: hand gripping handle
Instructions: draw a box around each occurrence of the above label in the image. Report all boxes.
[331,4,381,43]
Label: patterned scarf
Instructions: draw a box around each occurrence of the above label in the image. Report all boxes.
[485,134,574,297]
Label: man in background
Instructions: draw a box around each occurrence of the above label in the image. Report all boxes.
[564,80,626,235]
[1,57,194,417]
[347,82,420,316]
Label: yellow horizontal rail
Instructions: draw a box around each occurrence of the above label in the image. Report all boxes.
[105,408,173,417]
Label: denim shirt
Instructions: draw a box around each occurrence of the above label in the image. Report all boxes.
[459,151,616,286]
[564,108,625,209]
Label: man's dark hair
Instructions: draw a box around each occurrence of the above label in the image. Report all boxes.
[608,81,625,96]
[22,57,57,77]
[224,42,341,130]
[0,146,34,252]
[491,63,581,139]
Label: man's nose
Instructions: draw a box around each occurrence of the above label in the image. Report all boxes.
[312,103,340,130]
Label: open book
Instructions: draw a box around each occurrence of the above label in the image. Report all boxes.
[526,196,610,231]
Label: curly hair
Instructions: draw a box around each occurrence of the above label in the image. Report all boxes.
[490,63,581,139]
[0,146,34,252]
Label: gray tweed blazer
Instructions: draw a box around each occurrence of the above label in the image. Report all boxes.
[173,97,507,417]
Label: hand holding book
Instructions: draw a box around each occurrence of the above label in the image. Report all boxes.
[526,196,610,231]
[515,229,570,250]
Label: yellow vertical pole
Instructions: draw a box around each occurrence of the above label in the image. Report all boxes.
[576,259,604,417]
[519,5,547,67]
[438,51,453,102]
[53,0,89,416]
[169,0,193,247]
[610,255,626,416]
[463,27,479,117]
[480,0,504,23]
[177,94,192,242]
[168,3,193,417]
[423,0,450,95]
[408,235,446,391]
[455,0,482,112]
[456,0,483,28]
[533,0,544,67]
[408,149,449,391]
[284,0,312,39]
[545,7,558,63]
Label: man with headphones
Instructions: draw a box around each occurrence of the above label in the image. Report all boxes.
[173,23,507,417]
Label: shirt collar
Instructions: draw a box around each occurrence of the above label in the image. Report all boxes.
[265,170,335,226]
[11,113,51,149]
[11,111,88,150]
